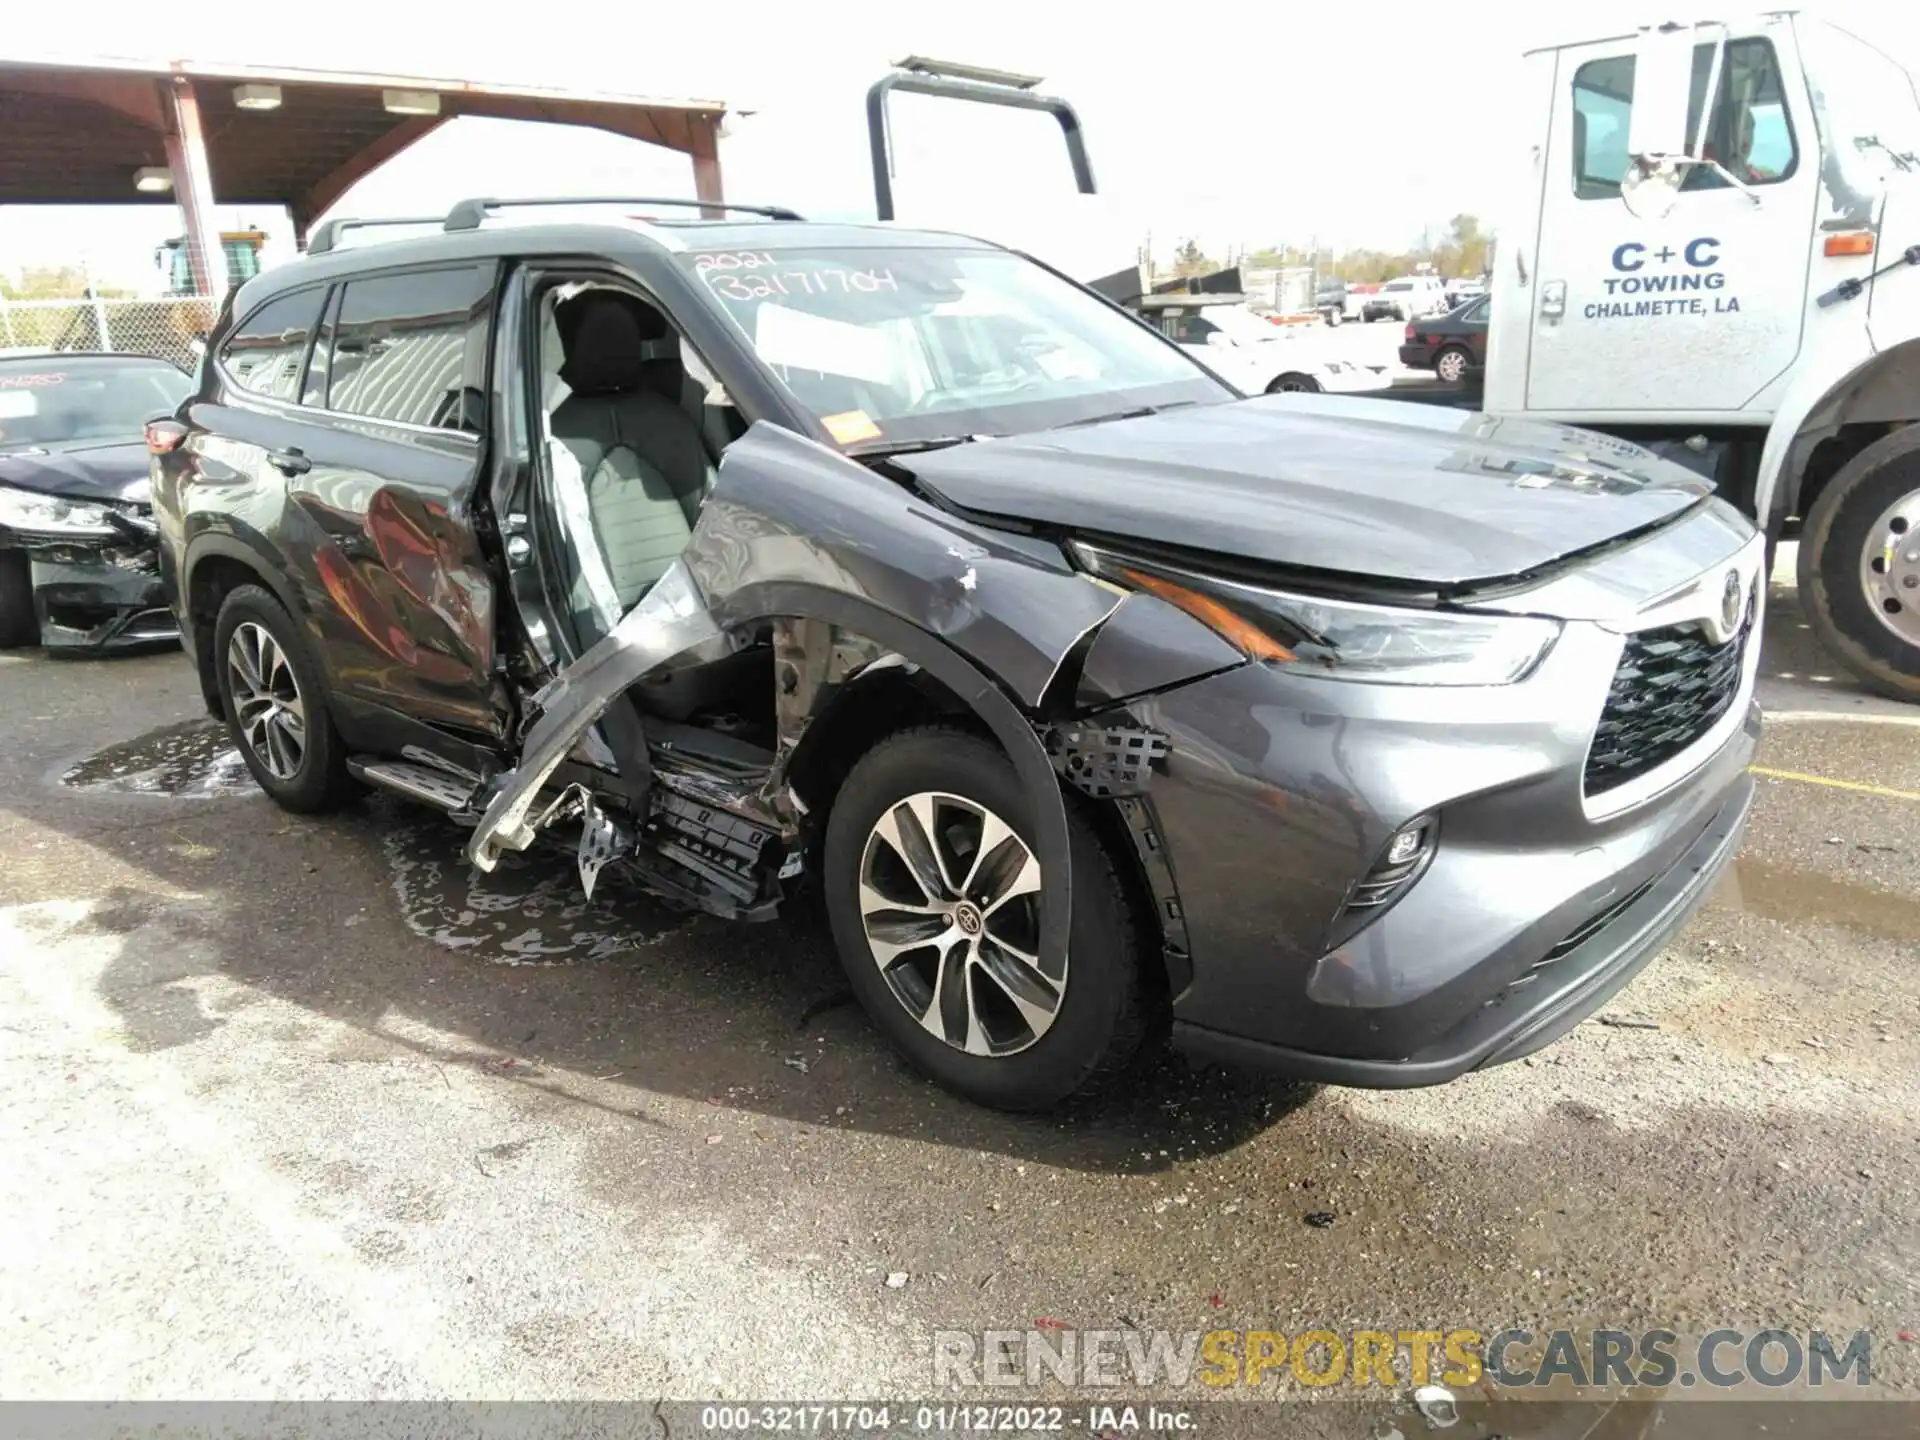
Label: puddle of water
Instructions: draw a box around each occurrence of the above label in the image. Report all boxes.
[61,719,254,799]
[378,807,696,965]
[1713,857,1916,943]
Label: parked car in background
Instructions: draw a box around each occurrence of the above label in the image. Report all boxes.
[1445,276,1488,309]
[1400,296,1492,385]
[1315,278,1364,326]
[0,353,190,650]
[1146,297,1381,393]
[1364,276,1449,323]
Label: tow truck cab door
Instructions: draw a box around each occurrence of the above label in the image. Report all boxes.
[1521,16,1819,417]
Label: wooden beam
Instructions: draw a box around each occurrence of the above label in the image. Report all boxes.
[0,69,164,129]
[688,114,724,216]
[297,114,447,234]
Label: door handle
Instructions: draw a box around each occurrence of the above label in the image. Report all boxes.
[266,446,311,476]
[1539,280,1567,323]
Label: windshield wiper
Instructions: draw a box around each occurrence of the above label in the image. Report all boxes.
[843,434,983,460]
[1051,400,1200,432]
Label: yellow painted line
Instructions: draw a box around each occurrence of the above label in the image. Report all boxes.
[1750,765,1920,803]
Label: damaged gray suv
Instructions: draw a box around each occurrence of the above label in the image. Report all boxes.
[149,196,1761,1111]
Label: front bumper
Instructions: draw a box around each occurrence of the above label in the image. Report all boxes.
[1171,767,1751,1085]
[23,551,175,650]
[1098,517,1762,1085]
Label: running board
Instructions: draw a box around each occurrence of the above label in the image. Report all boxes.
[349,757,480,814]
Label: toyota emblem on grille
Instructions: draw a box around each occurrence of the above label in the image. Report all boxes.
[1720,570,1745,636]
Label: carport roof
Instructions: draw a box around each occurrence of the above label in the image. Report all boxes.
[0,56,730,225]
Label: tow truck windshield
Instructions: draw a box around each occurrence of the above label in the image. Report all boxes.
[679,246,1229,446]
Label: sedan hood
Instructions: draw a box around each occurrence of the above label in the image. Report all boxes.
[904,394,1711,588]
[0,440,150,503]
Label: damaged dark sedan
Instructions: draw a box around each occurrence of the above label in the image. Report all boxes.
[0,353,189,650]
[149,201,1761,1110]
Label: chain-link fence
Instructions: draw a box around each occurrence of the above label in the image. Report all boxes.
[0,293,217,370]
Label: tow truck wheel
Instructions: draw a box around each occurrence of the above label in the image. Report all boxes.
[1268,373,1322,395]
[1797,427,1920,702]
[0,551,38,649]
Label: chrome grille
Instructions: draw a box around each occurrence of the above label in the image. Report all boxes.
[1585,600,1752,797]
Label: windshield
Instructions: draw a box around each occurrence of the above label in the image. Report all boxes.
[680,246,1229,445]
[1384,281,1414,292]
[0,359,191,451]
[1798,20,1920,219]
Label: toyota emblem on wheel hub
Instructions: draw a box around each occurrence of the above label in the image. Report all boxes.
[954,902,983,936]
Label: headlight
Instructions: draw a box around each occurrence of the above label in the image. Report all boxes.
[0,482,116,538]
[1071,542,1562,686]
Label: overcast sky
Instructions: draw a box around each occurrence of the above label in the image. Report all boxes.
[4,0,1919,291]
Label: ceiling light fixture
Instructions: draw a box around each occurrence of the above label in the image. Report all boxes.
[232,83,282,111]
[382,89,441,116]
[132,167,174,193]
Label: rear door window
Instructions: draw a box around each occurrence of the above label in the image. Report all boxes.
[324,265,495,431]
[220,287,328,401]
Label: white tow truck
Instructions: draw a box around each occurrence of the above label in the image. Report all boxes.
[1480,12,1920,700]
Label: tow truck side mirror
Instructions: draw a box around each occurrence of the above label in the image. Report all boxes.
[1627,25,1702,169]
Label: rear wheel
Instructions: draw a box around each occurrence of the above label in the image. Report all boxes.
[1797,427,1920,701]
[1434,346,1472,385]
[213,584,358,811]
[823,726,1155,1111]
[1326,310,1343,328]
[0,550,37,649]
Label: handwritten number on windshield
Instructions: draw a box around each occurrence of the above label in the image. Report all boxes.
[695,253,900,303]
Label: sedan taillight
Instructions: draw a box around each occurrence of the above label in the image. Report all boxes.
[1405,322,1417,341]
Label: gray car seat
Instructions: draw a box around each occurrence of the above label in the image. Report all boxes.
[550,292,714,612]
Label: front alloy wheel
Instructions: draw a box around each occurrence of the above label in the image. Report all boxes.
[859,791,1057,1055]
[823,726,1154,1110]
[227,620,307,780]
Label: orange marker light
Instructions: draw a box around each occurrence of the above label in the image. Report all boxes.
[1825,233,1875,258]
[1120,567,1296,663]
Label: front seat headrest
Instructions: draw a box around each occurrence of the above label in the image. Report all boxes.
[556,292,684,398]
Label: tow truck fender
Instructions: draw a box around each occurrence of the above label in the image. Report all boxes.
[1755,333,1920,525]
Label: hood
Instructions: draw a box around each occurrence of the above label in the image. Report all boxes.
[0,440,151,504]
[903,394,1712,588]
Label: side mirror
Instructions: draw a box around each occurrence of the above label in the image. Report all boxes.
[1626,24,1702,167]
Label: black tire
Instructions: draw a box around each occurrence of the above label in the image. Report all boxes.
[212,584,358,811]
[0,550,38,649]
[823,726,1155,1111]
[1326,311,1343,328]
[1267,373,1322,395]
[1433,346,1472,386]
[1797,428,1920,702]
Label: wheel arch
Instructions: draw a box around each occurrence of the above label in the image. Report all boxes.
[181,533,306,720]
[717,580,1079,985]
[1757,337,1920,526]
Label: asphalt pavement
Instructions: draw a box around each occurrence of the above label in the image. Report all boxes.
[1,561,1915,1436]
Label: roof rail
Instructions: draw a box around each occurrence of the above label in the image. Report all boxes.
[443,196,805,231]
[307,215,445,256]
